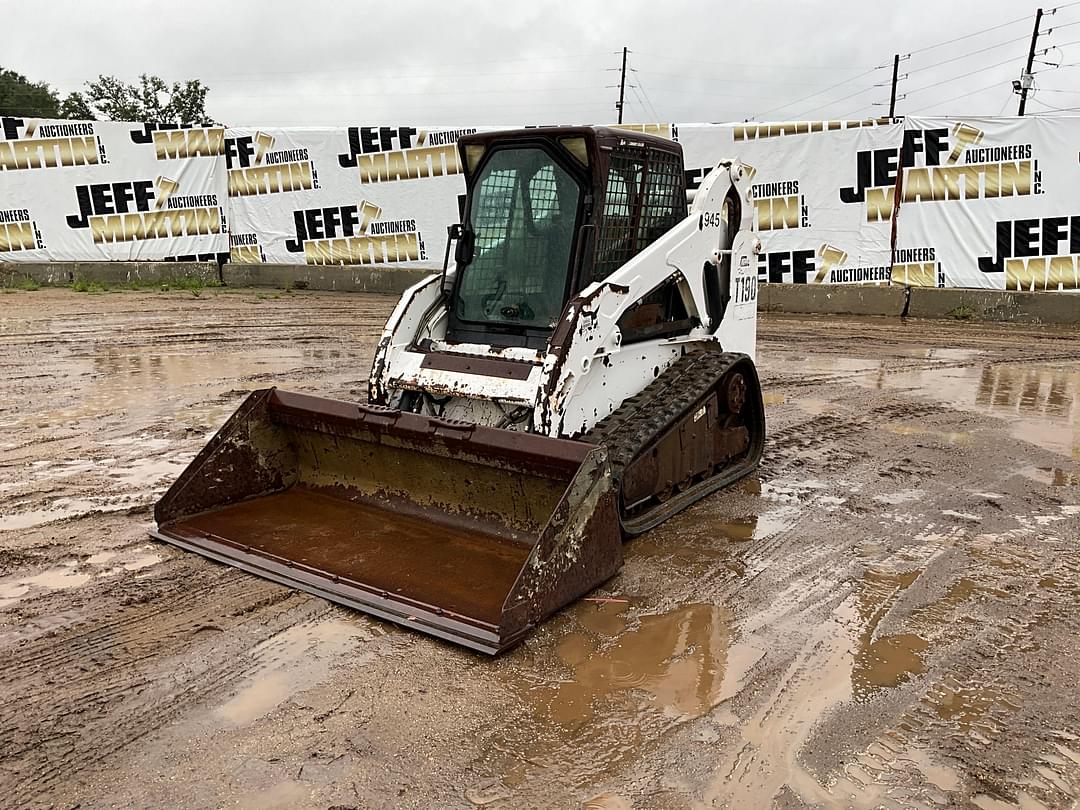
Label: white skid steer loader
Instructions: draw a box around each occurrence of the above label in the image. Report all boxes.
[152,126,765,654]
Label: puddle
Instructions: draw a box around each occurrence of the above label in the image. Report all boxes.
[106,455,188,489]
[855,362,1080,459]
[236,780,310,809]
[582,792,633,810]
[853,632,928,697]
[718,507,798,542]
[576,600,630,636]
[535,603,731,727]
[893,347,984,362]
[3,347,314,434]
[874,490,923,505]
[96,547,165,576]
[792,397,837,416]
[0,495,140,530]
[885,423,971,445]
[0,545,164,609]
[788,355,884,375]
[851,569,927,699]
[705,561,946,806]
[972,792,1051,810]
[719,517,757,541]
[903,746,962,792]
[213,617,373,727]
[0,562,92,608]
[480,603,751,796]
[121,551,162,571]
[3,441,188,506]
[927,683,1016,728]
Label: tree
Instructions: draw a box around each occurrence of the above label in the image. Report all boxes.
[84,74,216,124]
[59,91,95,120]
[0,68,215,123]
[1,66,95,120]
[0,67,60,118]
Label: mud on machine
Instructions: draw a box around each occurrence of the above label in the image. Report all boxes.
[151,126,766,653]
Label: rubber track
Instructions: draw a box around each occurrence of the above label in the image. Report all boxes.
[585,347,759,532]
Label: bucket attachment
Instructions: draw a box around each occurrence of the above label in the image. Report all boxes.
[151,389,622,654]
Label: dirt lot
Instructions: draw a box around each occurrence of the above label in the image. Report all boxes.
[1,288,1078,810]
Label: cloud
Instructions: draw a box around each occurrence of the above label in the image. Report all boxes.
[3,0,1062,125]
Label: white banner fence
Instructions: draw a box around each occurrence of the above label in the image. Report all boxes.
[2,115,1078,291]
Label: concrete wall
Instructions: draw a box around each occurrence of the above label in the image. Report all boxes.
[221,264,432,295]
[761,283,908,317]
[758,283,1078,325]
[3,262,1077,325]
[1,261,219,287]
[906,287,1080,326]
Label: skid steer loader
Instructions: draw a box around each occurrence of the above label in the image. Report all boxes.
[151,126,765,654]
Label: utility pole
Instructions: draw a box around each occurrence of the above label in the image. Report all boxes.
[888,53,900,118]
[617,46,628,124]
[1018,8,1044,116]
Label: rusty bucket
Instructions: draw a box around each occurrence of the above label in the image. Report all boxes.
[151,389,622,654]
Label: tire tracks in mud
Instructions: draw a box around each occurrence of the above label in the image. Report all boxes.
[0,556,333,808]
[2,293,1079,809]
[697,364,1080,808]
[0,291,400,808]
[463,353,1075,807]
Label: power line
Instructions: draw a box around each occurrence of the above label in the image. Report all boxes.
[996,90,1015,115]
[1042,17,1080,32]
[213,85,611,100]
[750,64,886,119]
[796,82,881,117]
[906,33,1032,75]
[904,54,1020,97]
[214,66,609,85]
[40,53,614,84]
[628,85,654,122]
[908,11,1033,54]
[617,68,873,87]
[906,76,1010,113]
[1038,35,1080,51]
[750,6,1076,119]
[834,101,879,119]
[1029,96,1080,110]
[629,68,663,121]
[622,85,803,101]
[624,50,877,71]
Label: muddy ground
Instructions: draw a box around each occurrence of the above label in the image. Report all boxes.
[0,288,1078,810]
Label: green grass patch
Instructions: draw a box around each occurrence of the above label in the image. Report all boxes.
[72,278,108,293]
[12,276,40,291]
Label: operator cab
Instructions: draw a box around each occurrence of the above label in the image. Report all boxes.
[445,126,688,350]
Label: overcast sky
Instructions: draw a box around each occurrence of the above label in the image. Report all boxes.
[4,0,1078,126]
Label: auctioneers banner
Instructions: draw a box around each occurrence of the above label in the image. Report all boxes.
[894,116,1080,291]
[223,125,491,268]
[677,119,906,285]
[2,115,1079,294]
[0,118,227,261]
